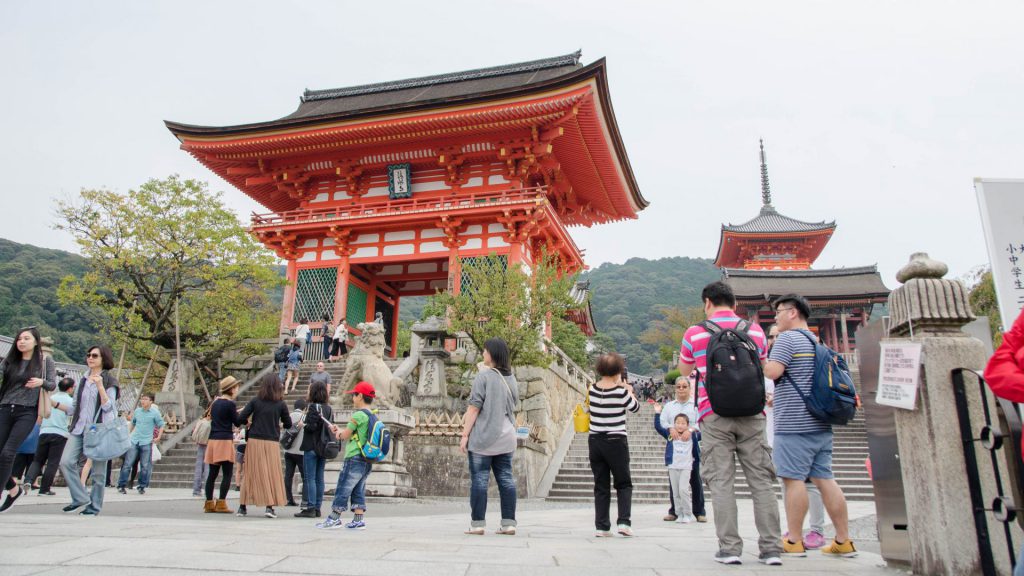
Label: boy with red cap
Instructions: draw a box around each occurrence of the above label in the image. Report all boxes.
[316,381,376,530]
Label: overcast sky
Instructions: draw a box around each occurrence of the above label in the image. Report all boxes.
[3,1,1022,286]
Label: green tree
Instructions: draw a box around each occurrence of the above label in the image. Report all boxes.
[551,316,589,368]
[429,251,583,367]
[55,176,283,376]
[640,305,705,366]
[969,270,1003,348]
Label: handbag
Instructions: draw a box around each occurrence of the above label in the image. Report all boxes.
[83,377,131,461]
[313,405,341,460]
[191,418,212,444]
[37,356,51,420]
[573,388,591,433]
[280,409,304,449]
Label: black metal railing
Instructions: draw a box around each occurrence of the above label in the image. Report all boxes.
[952,368,1024,575]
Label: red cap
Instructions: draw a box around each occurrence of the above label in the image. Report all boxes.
[345,381,376,398]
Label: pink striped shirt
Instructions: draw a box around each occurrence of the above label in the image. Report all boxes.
[679,310,767,422]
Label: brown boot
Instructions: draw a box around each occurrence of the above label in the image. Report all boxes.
[214,499,233,513]
[203,500,216,513]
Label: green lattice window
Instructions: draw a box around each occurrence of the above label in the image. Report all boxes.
[460,255,508,293]
[293,267,337,323]
[346,282,368,324]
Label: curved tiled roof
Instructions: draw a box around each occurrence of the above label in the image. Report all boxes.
[723,205,836,233]
[723,265,890,300]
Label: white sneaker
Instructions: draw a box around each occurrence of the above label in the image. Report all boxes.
[682,514,696,523]
[616,524,634,537]
[496,526,516,535]
[675,517,685,524]
[595,530,614,538]
[714,551,742,565]
[464,526,485,535]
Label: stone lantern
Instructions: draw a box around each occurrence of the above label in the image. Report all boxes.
[410,316,455,411]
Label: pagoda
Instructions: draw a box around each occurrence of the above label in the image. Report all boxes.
[166,52,645,355]
[714,141,889,353]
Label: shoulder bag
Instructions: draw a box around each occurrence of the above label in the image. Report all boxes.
[37,355,52,420]
[83,374,131,461]
[573,387,590,433]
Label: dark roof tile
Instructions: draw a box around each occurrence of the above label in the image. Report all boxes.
[723,205,835,233]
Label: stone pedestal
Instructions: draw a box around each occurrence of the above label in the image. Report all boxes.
[887,253,1019,575]
[157,356,200,422]
[323,406,417,498]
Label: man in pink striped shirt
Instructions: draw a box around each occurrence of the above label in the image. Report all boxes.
[677,281,781,566]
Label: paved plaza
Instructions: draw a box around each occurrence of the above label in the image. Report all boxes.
[0,489,909,576]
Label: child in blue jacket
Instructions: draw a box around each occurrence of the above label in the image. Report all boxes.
[654,411,700,523]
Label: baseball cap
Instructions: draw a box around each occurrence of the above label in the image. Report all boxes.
[345,381,376,398]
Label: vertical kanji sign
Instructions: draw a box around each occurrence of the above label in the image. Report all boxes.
[975,178,1024,328]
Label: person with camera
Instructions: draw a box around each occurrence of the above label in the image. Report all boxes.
[587,352,640,537]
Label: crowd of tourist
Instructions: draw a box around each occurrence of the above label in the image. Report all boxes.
[0,281,895,568]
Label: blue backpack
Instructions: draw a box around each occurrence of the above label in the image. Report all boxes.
[358,409,391,462]
[781,330,858,426]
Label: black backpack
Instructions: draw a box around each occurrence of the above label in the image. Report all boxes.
[274,345,290,363]
[312,405,341,460]
[699,320,766,418]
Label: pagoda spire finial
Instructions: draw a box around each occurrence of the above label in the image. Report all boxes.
[759,138,772,208]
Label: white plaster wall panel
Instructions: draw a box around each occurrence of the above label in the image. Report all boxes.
[463,238,482,249]
[320,250,340,260]
[383,244,415,256]
[429,280,447,289]
[333,191,352,200]
[441,261,449,271]
[352,247,378,258]
[421,228,445,239]
[465,225,483,235]
[464,176,484,187]
[488,237,510,248]
[489,174,510,185]
[322,238,337,247]
[301,239,319,248]
[310,193,329,203]
[403,281,426,291]
[411,180,448,193]
[297,252,317,262]
[384,230,416,242]
[353,234,379,244]
[364,185,389,198]
[487,223,507,233]
[408,263,438,274]
[420,241,448,253]
[380,265,404,275]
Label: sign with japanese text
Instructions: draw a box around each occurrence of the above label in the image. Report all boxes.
[975,179,1024,328]
[388,163,411,199]
[876,341,922,410]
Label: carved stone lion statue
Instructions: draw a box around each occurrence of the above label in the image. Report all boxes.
[338,322,402,407]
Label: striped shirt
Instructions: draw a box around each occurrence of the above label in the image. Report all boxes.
[679,310,768,422]
[769,329,831,435]
[588,384,640,435]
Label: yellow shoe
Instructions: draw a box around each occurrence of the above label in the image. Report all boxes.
[203,500,215,513]
[821,539,858,558]
[782,539,807,557]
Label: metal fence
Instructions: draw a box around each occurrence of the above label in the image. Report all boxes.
[952,367,1023,575]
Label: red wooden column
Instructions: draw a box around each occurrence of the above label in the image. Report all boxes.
[280,260,298,336]
[337,256,351,328]
[366,277,378,323]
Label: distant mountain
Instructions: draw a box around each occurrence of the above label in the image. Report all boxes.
[582,256,721,375]
[0,238,94,362]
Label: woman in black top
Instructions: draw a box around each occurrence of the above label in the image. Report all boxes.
[295,380,333,518]
[203,376,241,513]
[236,373,291,518]
[0,327,56,513]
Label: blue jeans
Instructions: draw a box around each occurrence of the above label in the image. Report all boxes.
[59,434,108,513]
[278,363,287,380]
[303,450,326,511]
[330,456,372,514]
[1016,543,1024,576]
[118,442,153,489]
[468,451,517,528]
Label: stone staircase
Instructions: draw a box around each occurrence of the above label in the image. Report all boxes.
[148,360,350,489]
[546,399,874,504]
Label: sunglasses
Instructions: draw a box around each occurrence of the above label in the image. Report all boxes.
[86,353,101,359]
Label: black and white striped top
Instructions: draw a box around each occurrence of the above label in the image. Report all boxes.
[588,384,640,435]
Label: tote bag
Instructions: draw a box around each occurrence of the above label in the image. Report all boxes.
[83,384,130,461]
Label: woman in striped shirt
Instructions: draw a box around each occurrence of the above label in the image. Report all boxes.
[588,353,640,537]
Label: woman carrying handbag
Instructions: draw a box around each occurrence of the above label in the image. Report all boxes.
[59,345,119,516]
[0,326,56,513]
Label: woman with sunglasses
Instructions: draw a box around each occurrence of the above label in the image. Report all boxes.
[59,346,118,516]
[0,327,56,513]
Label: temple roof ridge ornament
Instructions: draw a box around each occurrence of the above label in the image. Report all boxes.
[760,138,772,208]
[302,51,584,102]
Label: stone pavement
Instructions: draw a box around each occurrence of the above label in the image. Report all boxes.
[0,489,911,576]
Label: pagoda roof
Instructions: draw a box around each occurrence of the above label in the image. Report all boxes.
[723,205,836,234]
[723,265,890,301]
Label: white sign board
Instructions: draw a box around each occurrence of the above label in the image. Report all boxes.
[975,178,1024,328]
[876,341,923,410]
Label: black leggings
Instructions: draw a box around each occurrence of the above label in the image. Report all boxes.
[0,405,37,491]
[205,461,234,500]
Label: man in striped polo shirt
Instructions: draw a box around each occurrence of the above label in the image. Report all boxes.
[763,294,857,558]
[678,281,781,566]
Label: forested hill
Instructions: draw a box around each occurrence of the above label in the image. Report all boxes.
[582,256,721,375]
[0,238,94,362]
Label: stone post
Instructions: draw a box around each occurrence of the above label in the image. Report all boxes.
[888,252,1018,575]
[410,316,458,412]
[156,355,199,423]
